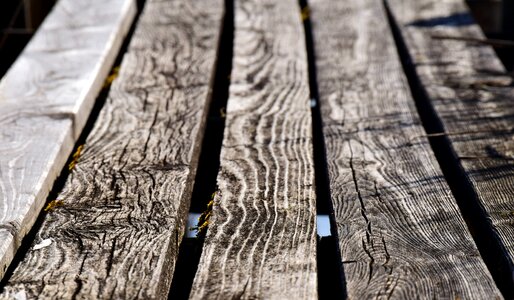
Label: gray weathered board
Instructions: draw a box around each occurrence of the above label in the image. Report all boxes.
[310,0,501,298]
[0,0,135,281]
[387,0,514,283]
[0,0,223,299]
[189,0,317,298]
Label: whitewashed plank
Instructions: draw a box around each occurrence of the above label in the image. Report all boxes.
[0,0,136,280]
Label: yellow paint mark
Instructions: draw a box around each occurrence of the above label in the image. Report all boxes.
[500,210,514,217]
[220,107,226,118]
[103,66,120,88]
[68,145,84,171]
[44,200,64,212]
[192,192,217,237]
[301,6,310,21]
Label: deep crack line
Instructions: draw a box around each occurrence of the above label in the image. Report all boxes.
[348,142,373,241]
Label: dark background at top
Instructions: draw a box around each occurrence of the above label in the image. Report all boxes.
[0,0,512,78]
[0,0,56,77]
[467,0,514,71]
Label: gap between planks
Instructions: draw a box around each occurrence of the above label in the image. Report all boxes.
[309,0,502,298]
[189,0,318,298]
[299,0,348,297]
[386,0,514,297]
[0,0,224,298]
[168,0,235,297]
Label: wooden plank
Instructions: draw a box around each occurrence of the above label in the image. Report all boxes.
[0,0,223,298]
[387,0,514,290]
[189,0,317,298]
[0,0,135,281]
[310,0,502,298]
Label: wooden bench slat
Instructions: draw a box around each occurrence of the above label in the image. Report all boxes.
[387,0,514,288]
[189,0,317,298]
[310,0,501,298]
[0,0,136,281]
[0,0,223,298]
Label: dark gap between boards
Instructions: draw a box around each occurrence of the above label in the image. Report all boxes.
[0,0,147,291]
[167,0,234,298]
[186,0,233,216]
[298,0,348,298]
[383,0,514,298]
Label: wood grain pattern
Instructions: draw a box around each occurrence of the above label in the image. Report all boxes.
[0,0,223,298]
[387,0,514,285]
[189,0,317,298]
[310,0,502,298]
[0,0,135,281]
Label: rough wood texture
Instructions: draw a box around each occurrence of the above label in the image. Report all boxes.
[0,0,223,299]
[190,0,317,298]
[0,0,135,281]
[310,0,502,298]
[387,0,514,286]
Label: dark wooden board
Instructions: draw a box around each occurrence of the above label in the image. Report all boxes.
[189,0,317,298]
[387,0,514,291]
[0,0,223,298]
[310,0,502,298]
[0,0,135,282]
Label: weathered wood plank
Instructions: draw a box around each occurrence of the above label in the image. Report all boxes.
[189,0,317,298]
[387,0,514,290]
[0,0,223,298]
[0,0,135,281]
[310,0,502,298]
